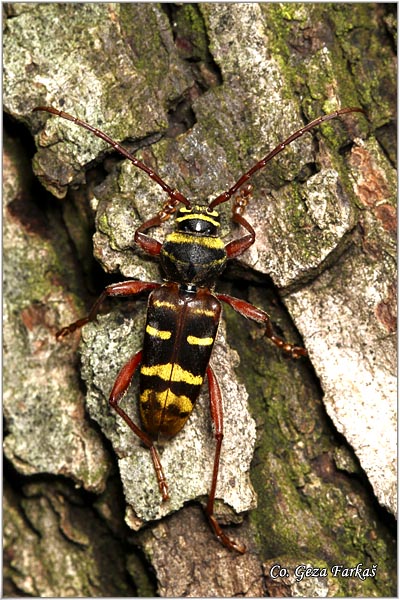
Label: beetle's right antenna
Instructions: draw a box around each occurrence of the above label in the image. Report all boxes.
[209,106,366,209]
[33,106,191,210]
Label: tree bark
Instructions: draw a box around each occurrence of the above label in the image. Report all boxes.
[3,3,396,597]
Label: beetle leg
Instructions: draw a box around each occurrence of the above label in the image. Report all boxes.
[135,197,186,256]
[216,294,307,359]
[56,281,160,339]
[224,185,255,259]
[109,349,169,501]
[205,365,246,554]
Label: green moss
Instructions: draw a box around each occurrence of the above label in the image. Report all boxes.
[172,4,210,62]
[118,5,165,77]
[5,230,72,313]
[259,5,298,82]
[276,4,309,23]
[329,4,395,125]
[118,4,192,111]
[259,3,385,133]
[97,212,111,236]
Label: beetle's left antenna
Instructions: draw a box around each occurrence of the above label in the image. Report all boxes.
[33,106,190,208]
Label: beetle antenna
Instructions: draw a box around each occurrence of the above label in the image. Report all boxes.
[209,106,366,209]
[33,106,190,208]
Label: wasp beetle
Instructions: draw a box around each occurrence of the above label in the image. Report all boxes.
[34,104,365,553]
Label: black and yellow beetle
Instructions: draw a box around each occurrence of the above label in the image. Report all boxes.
[34,104,364,553]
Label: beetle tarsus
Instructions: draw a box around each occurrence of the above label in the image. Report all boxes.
[269,336,308,359]
[150,446,170,501]
[208,514,246,554]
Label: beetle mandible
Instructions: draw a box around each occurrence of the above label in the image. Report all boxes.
[34,104,365,553]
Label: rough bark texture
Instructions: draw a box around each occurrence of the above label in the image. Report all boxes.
[3,3,396,597]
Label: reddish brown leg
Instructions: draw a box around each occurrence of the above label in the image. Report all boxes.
[56,280,160,339]
[224,185,256,259]
[134,197,187,255]
[109,349,169,501]
[205,365,246,554]
[217,294,307,359]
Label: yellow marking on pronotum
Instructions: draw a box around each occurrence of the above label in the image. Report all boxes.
[187,335,214,346]
[175,213,220,228]
[141,363,203,385]
[166,232,225,249]
[179,206,219,217]
[146,324,171,340]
